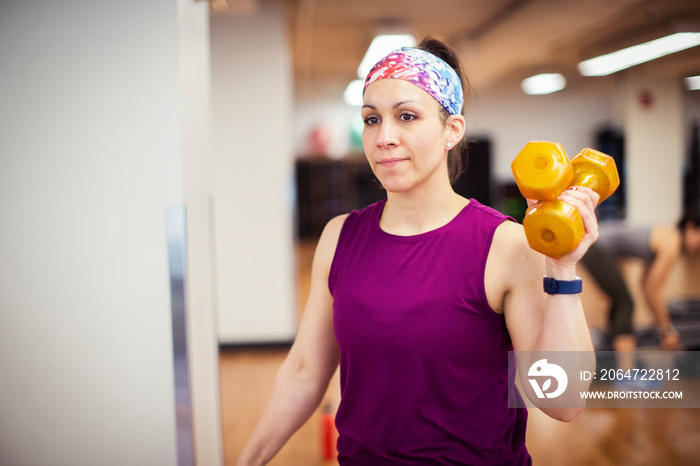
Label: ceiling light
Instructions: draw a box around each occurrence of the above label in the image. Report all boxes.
[357,34,416,79]
[343,79,365,106]
[686,75,700,91]
[578,32,700,77]
[521,73,566,95]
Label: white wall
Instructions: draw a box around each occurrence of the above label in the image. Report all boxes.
[211,1,297,344]
[0,1,219,464]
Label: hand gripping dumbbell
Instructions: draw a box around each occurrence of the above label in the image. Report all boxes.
[511,141,620,258]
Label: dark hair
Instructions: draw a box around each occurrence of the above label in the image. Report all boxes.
[417,37,472,185]
[678,210,700,231]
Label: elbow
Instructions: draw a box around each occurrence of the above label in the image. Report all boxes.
[543,405,584,422]
[276,352,332,401]
[278,355,317,389]
[557,406,584,422]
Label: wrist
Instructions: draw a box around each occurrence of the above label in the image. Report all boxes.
[545,260,577,280]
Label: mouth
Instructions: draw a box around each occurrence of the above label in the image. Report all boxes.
[377,157,409,167]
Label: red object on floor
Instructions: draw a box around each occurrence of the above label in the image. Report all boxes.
[321,404,338,459]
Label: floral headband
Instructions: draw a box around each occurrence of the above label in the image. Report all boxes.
[363,47,464,115]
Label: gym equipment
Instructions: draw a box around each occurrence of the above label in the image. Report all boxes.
[511,141,620,258]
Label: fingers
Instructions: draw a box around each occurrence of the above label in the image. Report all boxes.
[552,186,600,262]
[559,186,599,240]
[560,186,599,213]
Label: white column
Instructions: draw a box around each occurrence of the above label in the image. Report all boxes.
[621,73,685,224]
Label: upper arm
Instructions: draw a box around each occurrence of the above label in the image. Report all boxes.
[284,215,346,383]
[485,221,547,352]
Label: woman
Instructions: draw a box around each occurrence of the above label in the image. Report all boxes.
[238,38,599,465]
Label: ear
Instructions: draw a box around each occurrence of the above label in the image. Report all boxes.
[446,114,466,145]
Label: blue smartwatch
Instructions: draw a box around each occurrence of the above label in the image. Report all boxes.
[543,277,583,295]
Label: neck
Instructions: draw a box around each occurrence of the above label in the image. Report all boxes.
[381,181,468,236]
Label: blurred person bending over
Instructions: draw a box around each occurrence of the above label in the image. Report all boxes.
[581,211,700,352]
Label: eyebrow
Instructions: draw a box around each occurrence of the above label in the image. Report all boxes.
[361,100,419,111]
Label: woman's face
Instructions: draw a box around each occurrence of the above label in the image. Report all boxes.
[361,79,456,194]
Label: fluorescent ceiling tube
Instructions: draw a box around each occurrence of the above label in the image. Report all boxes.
[343,79,365,106]
[686,75,700,91]
[578,32,700,76]
[357,34,416,79]
[521,73,566,95]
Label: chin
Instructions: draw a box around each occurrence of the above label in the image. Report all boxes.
[377,177,414,194]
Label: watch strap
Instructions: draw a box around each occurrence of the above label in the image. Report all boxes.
[543,276,582,295]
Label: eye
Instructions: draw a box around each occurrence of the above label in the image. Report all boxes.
[399,112,417,122]
[363,115,380,126]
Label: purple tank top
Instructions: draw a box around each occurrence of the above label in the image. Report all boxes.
[329,199,531,465]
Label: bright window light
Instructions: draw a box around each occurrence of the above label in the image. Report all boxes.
[686,75,700,91]
[343,79,365,106]
[521,73,566,95]
[357,34,416,79]
[578,32,700,77]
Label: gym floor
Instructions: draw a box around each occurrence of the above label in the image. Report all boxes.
[220,240,700,466]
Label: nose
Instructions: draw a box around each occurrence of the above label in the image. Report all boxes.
[375,119,399,149]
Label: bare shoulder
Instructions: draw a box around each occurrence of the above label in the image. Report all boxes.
[491,220,539,268]
[313,214,348,271]
[486,220,544,312]
[319,214,347,248]
[650,224,682,258]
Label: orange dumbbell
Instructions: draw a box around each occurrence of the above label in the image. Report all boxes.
[511,141,620,258]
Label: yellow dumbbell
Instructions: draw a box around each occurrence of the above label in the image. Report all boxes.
[511,142,620,258]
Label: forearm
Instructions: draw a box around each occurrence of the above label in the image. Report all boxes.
[530,264,595,420]
[523,296,594,422]
[644,285,672,329]
[237,361,330,466]
[534,294,594,353]
[534,261,594,353]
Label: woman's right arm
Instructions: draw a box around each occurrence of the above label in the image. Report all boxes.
[237,215,346,466]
